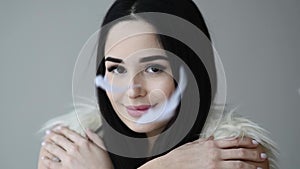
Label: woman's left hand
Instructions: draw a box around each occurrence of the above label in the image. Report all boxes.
[139,136,269,169]
[40,126,113,169]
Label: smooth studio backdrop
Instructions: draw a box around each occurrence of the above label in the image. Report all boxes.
[0,0,299,168]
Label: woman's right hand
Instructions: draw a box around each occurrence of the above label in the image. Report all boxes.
[38,126,113,169]
[139,137,269,169]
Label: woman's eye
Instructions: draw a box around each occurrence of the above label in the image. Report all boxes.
[145,65,166,73]
[107,65,127,74]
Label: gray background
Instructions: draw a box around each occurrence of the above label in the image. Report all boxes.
[0,0,299,168]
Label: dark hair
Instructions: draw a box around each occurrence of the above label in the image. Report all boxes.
[96,0,216,168]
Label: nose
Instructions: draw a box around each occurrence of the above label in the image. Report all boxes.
[127,73,147,99]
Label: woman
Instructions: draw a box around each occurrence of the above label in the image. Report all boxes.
[38,0,278,168]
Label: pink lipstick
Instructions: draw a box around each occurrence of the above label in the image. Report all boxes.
[126,105,151,118]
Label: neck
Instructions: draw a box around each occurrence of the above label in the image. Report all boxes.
[146,126,165,154]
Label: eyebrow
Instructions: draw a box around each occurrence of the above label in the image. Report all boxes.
[139,55,168,63]
[105,57,123,63]
[105,55,168,64]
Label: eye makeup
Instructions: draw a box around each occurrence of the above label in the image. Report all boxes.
[145,64,167,73]
[105,55,169,75]
[107,65,126,74]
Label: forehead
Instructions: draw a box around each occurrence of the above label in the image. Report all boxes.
[105,20,164,59]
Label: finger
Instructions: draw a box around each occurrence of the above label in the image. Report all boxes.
[42,124,64,140]
[53,126,86,144]
[41,156,62,169]
[215,137,259,149]
[220,148,268,162]
[47,130,74,152]
[85,128,107,150]
[40,145,58,162]
[218,160,257,169]
[246,159,270,169]
[43,129,53,141]
[42,141,65,160]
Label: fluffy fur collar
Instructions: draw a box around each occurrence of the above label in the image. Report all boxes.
[39,103,279,168]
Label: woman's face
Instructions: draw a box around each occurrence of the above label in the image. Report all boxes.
[104,20,176,136]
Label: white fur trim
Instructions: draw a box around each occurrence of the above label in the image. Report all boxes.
[39,103,279,168]
[38,102,101,137]
[202,106,279,169]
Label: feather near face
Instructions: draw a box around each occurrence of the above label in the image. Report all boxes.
[103,20,177,137]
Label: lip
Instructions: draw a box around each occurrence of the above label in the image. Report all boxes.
[126,105,152,118]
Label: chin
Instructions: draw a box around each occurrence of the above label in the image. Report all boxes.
[117,111,169,135]
[126,122,153,133]
[125,120,167,137]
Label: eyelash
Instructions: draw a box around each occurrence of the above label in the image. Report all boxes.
[106,64,166,75]
[145,64,166,74]
[107,65,126,74]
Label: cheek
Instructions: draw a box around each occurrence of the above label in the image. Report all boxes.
[147,76,175,99]
[104,73,126,103]
[106,92,122,108]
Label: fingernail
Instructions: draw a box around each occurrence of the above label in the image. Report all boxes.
[260,153,268,159]
[41,141,46,146]
[52,125,64,132]
[52,157,61,162]
[45,130,51,135]
[257,167,262,169]
[54,124,69,131]
[252,139,259,145]
[54,125,62,130]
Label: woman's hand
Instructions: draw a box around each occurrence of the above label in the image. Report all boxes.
[139,137,269,169]
[39,126,113,169]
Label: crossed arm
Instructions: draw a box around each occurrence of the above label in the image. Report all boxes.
[38,126,269,169]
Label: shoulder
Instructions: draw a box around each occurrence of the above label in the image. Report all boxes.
[38,104,102,137]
